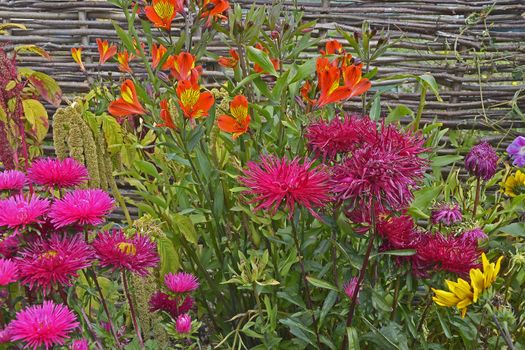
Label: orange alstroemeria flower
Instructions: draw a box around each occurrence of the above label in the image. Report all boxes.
[145,0,183,30]
[218,48,239,68]
[96,38,117,65]
[253,43,279,74]
[217,95,250,139]
[200,0,230,26]
[300,80,317,106]
[169,52,202,83]
[320,39,345,56]
[176,80,214,119]
[118,51,134,73]
[108,79,146,118]
[71,48,85,71]
[316,59,371,107]
[151,43,171,70]
[158,99,176,129]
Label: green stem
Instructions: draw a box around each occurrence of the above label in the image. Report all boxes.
[390,276,401,321]
[491,312,515,350]
[122,271,144,348]
[412,85,427,132]
[473,176,481,216]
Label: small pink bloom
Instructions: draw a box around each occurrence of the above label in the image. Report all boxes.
[92,229,159,276]
[16,234,93,293]
[0,233,19,258]
[0,258,18,285]
[70,338,89,350]
[8,301,79,350]
[465,142,498,180]
[28,158,88,189]
[49,189,113,228]
[0,170,26,191]
[149,292,193,319]
[175,314,192,334]
[0,328,11,343]
[343,277,359,303]
[430,202,462,226]
[165,272,199,294]
[0,195,50,229]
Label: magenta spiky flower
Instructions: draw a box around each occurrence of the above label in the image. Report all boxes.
[0,170,26,191]
[48,189,113,228]
[27,158,88,189]
[240,155,331,219]
[16,234,93,293]
[0,328,10,343]
[7,301,79,350]
[465,142,498,180]
[92,229,159,276]
[0,233,19,258]
[430,202,462,226]
[165,272,199,294]
[331,124,427,212]
[460,228,488,243]
[506,136,525,167]
[0,258,18,285]
[305,115,376,160]
[71,338,89,350]
[175,314,192,334]
[343,277,359,303]
[414,233,480,276]
[149,292,194,319]
[0,195,50,229]
[377,215,420,250]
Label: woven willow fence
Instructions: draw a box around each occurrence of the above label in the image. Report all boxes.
[1,0,525,217]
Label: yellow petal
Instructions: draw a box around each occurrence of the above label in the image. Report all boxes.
[470,268,485,303]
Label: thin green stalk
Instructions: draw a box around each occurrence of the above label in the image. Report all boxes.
[491,312,515,350]
[390,276,401,321]
[473,176,481,216]
[122,271,144,348]
[412,85,427,132]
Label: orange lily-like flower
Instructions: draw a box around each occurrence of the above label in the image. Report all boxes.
[217,95,250,139]
[316,58,371,107]
[300,80,317,107]
[176,80,214,119]
[253,43,279,74]
[118,51,134,73]
[320,39,345,55]
[151,43,171,70]
[218,48,239,68]
[96,38,117,65]
[200,0,230,26]
[71,48,85,71]
[169,52,202,83]
[108,79,146,118]
[145,0,183,31]
[158,99,176,129]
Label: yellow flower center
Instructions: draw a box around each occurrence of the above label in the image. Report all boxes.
[117,242,137,256]
[40,250,58,260]
[180,88,200,108]
[154,0,174,20]
[231,105,247,121]
[122,86,134,104]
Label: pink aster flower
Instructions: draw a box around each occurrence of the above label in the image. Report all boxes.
[149,292,194,319]
[165,272,199,294]
[305,115,376,160]
[331,123,427,212]
[377,215,420,251]
[0,170,26,191]
[465,142,499,180]
[430,202,462,226]
[27,158,88,189]
[0,328,10,343]
[240,155,331,219]
[343,277,359,303]
[0,195,50,229]
[49,189,113,228]
[8,301,79,350]
[506,136,525,167]
[16,234,93,293]
[0,233,19,258]
[175,314,192,334]
[70,338,89,350]
[414,233,481,277]
[92,229,159,276]
[460,227,488,243]
[0,258,18,285]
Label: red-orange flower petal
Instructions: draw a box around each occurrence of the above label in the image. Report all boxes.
[321,39,344,55]
[117,51,133,73]
[152,43,170,70]
[201,0,230,26]
[217,95,250,139]
[176,80,214,119]
[218,48,239,68]
[170,52,202,82]
[158,99,176,129]
[108,79,145,118]
[71,48,85,71]
[145,0,182,30]
[96,38,117,65]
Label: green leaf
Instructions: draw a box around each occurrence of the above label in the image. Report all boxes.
[113,21,135,54]
[409,185,443,218]
[101,114,123,153]
[306,276,338,291]
[22,99,48,142]
[498,223,525,237]
[431,155,463,167]
[369,93,381,121]
[386,105,413,124]
[19,69,62,107]
[378,249,416,257]
[173,213,199,245]
[157,237,180,279]
[418,74,443,102]
[15,45,51,60]
[346,327,360,350]
[271,70,290,102]
[134,160,159,178]
[290,58,316,84]
[246,46,277,76]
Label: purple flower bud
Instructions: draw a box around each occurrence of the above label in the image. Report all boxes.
[464,142,498,180]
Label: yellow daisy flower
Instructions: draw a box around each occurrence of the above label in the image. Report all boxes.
[432,253,503,318]
[502,170,525,197]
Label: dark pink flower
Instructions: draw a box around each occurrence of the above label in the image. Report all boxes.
[414,233,481,276]
[27,158,88,189]
[465,142,498,180]
[92,229,159,276]
[430,202,462,226]
[377,215,420,250]
[0,170,26,191]
[305,115,376,160]
[70,338,89,350]
[0,195,50,229]
[240,155,331,219]
[8,301,79,350]
[460,227,488,243]
[343,277,359,303]
[0,233,19,258]
[0,328,10,343]
[149,292,193,319]
[49,189,113,228]
[175,314,192,334]
[16,234,93,293]
[0,258,18,285]
[331,123,426,212]
[165,272,199,294]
